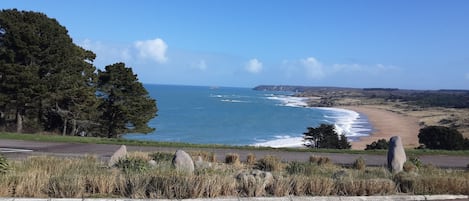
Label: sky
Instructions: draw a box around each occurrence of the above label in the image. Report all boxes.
[2,0,469,89]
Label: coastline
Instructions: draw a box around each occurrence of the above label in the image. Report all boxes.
[340,105,420,150]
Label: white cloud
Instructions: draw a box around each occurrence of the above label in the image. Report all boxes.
[134,38,168,63]
[79,39,132,66]
[245,58,263,74]
[301,57,324,79]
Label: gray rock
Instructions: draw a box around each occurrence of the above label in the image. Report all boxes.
[387,136,406,173]
[194,156,212,170]
[148,159,157,167]
[172,150,194,174]
[236,169,274,188]
[108,145,127,167]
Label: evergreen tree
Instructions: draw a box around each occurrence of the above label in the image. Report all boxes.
[303,124,351,149]
[97,63,157,138]
[0,9,98,134]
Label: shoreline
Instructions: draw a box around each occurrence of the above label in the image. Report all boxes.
[340,105,420,150]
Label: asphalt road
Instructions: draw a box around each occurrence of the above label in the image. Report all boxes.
[1,139,469,168]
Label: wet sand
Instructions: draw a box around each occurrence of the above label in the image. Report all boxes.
[341,105,420,150]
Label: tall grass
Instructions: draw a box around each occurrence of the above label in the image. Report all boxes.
[1,152,468,198]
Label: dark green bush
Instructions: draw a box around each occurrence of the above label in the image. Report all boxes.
[149,152,174,162]
[418,126,468,150]
[114,157,148,173]
[365,139,389,150]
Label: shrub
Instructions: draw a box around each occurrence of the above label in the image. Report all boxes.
[353,157,366,171]
[255,155,282,172]
[150,152,174,162]
[403,161,417,172]
[246,153,256,165]
[225,153,240,166]
[114,157,148,173]
[365,139,389,150]
[309,155,331,166]
[286,161,306,175]
[0,155,8,174]
[418,126,467,150]
[408,156,423,168]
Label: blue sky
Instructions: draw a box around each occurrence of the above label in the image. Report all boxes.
[2,0,469,89]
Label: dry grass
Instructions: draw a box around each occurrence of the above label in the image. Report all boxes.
[1,152,468,198]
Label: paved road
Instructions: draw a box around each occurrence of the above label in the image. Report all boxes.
[1,139,469,168]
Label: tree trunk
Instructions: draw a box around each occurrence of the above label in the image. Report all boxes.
[16,110,23,133]
[62,119,67,136]
[71,119,77,136]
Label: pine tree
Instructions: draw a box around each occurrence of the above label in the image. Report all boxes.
[97,63,157,138]
[0,9,98,134]
[303,124,351,149]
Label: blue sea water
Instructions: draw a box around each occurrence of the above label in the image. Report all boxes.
[124,84,372,147]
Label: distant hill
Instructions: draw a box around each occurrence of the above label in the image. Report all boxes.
[253,85,469,108]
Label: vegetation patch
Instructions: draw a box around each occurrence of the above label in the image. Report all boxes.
[1,152,469,198]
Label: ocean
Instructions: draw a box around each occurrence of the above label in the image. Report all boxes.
[123,84,372,148]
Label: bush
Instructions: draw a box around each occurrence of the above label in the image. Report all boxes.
[255,155,282,171]
[365,139,389,150]
[150,152,174,162]
[114,157,148,173]
[353,157,366,171]
[0,155,8,174]
[309,155,331,166]
[246,153,256,165]
[225,153,240,165]
[418,126,467,150]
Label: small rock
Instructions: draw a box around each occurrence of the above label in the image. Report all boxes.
[108,145,127,167]
[387,136,406,173]
[172,150,194,174]
[148,159,157,167]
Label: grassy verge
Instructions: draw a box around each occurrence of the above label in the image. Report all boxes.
[0,152,468,198]
[1,132,469,156]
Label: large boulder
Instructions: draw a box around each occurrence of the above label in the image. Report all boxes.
[387,136,406,173]
[108,145,127,167]
[172,150,194,174]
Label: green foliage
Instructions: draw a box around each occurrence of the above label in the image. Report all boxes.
[149,152,173,162]
[418,126,468,150]
[97,63,157,138]
[303,124,351,149]
[365,139,389,150]
[0,9,98,134]
[0,154,8,174]
[114,157,148,173]
[0,10,157,138]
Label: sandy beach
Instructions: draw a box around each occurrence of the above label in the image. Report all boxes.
[341,105,421,150]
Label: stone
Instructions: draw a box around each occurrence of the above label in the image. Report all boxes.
[172,150,194,174]
[108,145,127,167]
[387,136,406,173]
[236,169,274,188]
[194,156,212,170]
[148,159,157,167]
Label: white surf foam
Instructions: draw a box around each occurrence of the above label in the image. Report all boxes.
[252,106,372,148]
[253,135,305,148]
[265,95,308,107]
